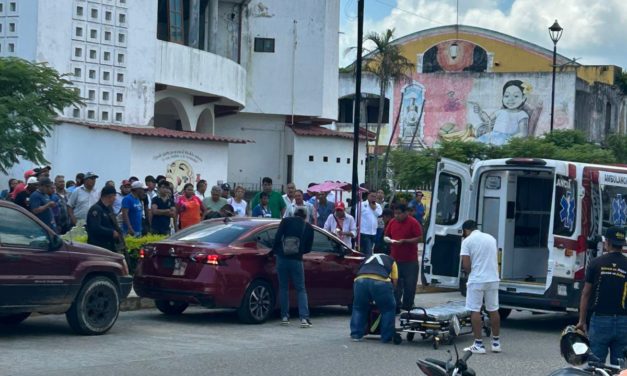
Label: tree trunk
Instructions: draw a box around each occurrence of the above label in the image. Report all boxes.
[373,84,386,189]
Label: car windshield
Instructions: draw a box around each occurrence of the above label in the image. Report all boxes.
[170,222,251,244]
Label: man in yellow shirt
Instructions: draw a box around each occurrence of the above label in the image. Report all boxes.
[349,253,398,343]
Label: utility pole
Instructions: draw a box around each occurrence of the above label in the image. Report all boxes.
[350,0,364,218]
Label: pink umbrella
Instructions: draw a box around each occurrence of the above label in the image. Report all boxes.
[307,181,368,194]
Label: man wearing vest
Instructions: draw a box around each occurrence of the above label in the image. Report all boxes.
[349,253,398,343]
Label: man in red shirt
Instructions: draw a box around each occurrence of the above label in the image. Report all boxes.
[384,204,422,312]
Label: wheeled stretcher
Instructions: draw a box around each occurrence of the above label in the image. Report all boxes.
[397,300,491,348]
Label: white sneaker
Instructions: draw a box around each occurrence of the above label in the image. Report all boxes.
[300,319,312,328]
[280,317,289,326]
[464,343,487,354]
[491,342,502,353]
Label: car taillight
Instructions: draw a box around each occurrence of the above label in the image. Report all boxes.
[139,248,145,259]
[190,253,231,265]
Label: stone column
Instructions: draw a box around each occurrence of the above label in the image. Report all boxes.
[208,0,218,53]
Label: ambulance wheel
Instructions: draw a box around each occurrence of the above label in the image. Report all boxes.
[406,332,415,342]
[498,308,512,321]
[393,333,402,345]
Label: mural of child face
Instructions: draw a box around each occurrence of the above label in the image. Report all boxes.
[502,85,525,110]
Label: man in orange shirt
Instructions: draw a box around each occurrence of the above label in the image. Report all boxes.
[384,204,422,312]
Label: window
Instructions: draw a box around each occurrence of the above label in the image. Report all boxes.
[0,207,49,249]
[170,222,251,244]
[101,111,109,121]
[102,71,110,81]
[88,90,96,100]
[87,110,95,119]
[118,33,125,43]
[8,43,14,52]
[103,51,111,61]
[75,47,83,57]
[118,13,126,23]
[102,91,110,101]
[254,38,275,53]
[9,2,16,12]
[9,23,15,32]
[0,4,3,13]
[74,67,82,77]
[90,29,97,39]
[76,6,83,16]
[90,8,98,19]
[115,112,123,122]
[346,158,351,164]
[116,93,123,102]
[308,155,314,162]
[514,176,552,247]
[116,73,124,82]
[73,108,80,118]
[88,69,96,79]
[75,27,83,37]
[89,49,97,59]
[336,157,341,163]
[117,53,124,64]
[323,156,328,162]
[435,173,461,225]
[311,231,338,253]
[105,11,112,21]
[104,31,112,41]
[167,0,184,44]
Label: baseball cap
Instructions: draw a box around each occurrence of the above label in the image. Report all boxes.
[24,170,36,180]
[415,190,424,196]
[84,172,99,179]
[221,183,231,191]
[334,202,345,211]
[131,181,147,190]
[26,177,39,185]
[121,179,131,187]
[101,185,117,196]
[605,226,626,247]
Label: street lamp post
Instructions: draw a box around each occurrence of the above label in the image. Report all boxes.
[549,20,563,133]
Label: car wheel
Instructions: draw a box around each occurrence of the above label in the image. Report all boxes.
[498,308,512,321]
[155,300,189,315]
[0,312,31,325]
[66,276,120,335]
[238,280,274,324]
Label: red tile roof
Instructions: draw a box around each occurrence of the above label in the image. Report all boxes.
[61,119,251,144]
[288,124,367,140]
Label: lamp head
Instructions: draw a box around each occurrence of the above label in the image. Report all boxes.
[549,20,563,44]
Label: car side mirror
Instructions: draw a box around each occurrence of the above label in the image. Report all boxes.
[49,235,64,251]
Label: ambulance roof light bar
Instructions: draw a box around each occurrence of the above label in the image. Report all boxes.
[505,158,547,166]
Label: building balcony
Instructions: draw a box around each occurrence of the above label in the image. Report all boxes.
[155,40,246,107]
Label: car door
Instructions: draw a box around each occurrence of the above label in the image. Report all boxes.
[0,205,70,308]
[303,229,355,305]
[422,158,472,288]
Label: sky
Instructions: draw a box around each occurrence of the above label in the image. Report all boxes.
[338,0,627,70]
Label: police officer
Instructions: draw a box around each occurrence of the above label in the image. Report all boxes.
[86,186,126,254]
[349,253,398,343]
[576,226,627,365]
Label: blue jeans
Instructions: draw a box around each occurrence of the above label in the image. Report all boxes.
[276,256,309,320]
[589,314,627,365]
[350,278,396,342]
[359,234,375,257]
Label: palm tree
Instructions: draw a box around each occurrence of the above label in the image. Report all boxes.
[361,29,414,188]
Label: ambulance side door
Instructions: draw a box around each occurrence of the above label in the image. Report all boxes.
[422,158,472,288]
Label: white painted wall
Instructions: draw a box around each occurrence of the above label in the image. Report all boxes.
[291,132,366,191]
[0,0,38,60]
[241,0,339,119]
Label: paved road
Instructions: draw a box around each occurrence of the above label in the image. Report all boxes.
[1,292,577,376]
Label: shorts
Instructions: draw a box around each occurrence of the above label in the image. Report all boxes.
[465,281,499,312]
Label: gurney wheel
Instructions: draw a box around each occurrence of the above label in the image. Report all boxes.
[433,338,440,349]
[406,332,415,342]
[484,326,492,337]
[393,333,402,345]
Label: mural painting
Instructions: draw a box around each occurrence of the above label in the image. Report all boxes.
[399,83,426,147]
[153,150,203,192]
[422,40,489,73]
[393,73,575,148]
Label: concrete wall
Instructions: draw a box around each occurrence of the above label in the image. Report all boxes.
[575,81,625,142]
[241,0,339,119]
[130,136,229,192]
[0,0,38,60]
[391,71,578,147]
[291,133,366,191]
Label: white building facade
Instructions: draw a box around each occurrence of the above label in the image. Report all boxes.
[0,0,365,192]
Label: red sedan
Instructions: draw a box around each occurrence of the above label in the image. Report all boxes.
[133,218,364,323]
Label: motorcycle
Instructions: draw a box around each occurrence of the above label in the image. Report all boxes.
[416,344,476,376]
[549,325,627,376]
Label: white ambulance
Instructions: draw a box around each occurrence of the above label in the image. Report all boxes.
[422,157,627,318]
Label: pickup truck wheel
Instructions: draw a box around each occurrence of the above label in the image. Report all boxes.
[0,312,31,325]
[66,277,120,335]
[238,280,274,324]
[155,300,189,315]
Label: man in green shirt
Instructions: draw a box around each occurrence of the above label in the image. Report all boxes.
[250,177,286,219]
[203,185,227,217]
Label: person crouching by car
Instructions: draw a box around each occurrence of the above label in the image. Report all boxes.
[272,207,314,328]
[349,253,398,343]
[86,186,126,255]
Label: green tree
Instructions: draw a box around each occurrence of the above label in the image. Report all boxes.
[617,71,627,95]
[0,57,82,173]
[359,29,414,188]
[606,134,627,163]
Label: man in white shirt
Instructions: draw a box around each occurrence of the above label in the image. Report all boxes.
[67,171,100,225]
[460,220,501,354]
[282,182,296,207]
[323,202,356,247]
[284,190,315,223]
[359,192,382,256]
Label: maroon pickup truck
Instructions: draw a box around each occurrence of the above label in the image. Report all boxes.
[0,201,132,335]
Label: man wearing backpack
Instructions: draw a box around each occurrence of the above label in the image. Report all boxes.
[273,208,314,328]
